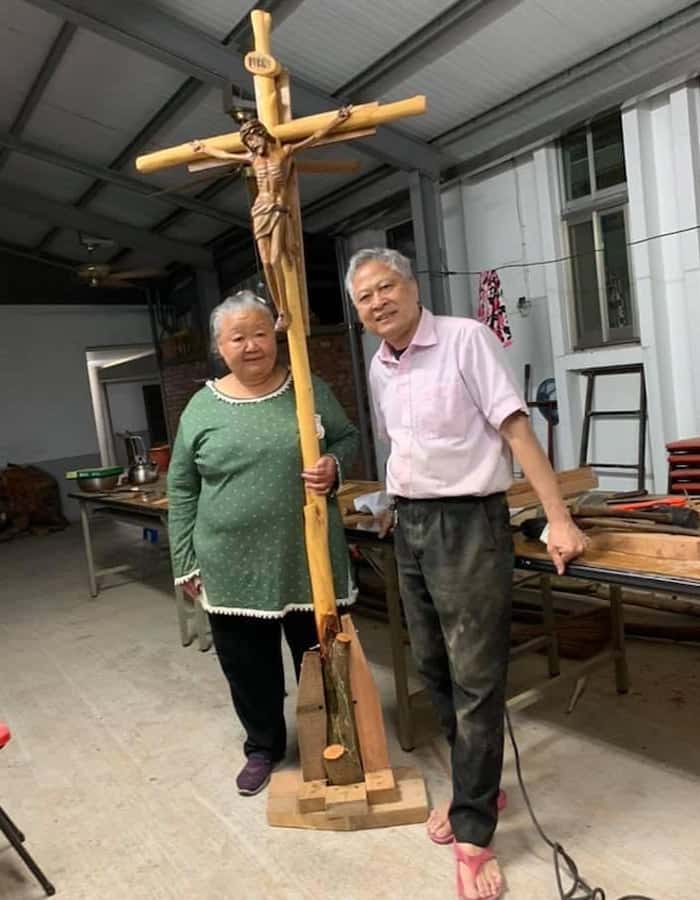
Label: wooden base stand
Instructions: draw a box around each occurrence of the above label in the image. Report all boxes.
[267,613,428,831]
[267,766,427,831]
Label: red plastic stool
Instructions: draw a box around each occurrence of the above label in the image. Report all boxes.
[0,721,56,895]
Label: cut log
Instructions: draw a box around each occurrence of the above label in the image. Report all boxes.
[587,530,700,561]
[340,614,391,774]
[323,633,363,781]
[296,650,327,782]
[323,744,363,786]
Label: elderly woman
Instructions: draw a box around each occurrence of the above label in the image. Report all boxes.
[167,290,359,796]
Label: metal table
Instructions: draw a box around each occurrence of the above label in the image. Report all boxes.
[68,484,211,651]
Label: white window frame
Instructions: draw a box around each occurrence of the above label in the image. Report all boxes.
[559,116,638,350]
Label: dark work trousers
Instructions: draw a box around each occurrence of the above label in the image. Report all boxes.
[208,610,318,762]
[394,493,514,847]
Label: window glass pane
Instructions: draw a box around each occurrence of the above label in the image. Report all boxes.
[569,220,602,346]
[562,130,590,201]
[592,115,626,190]
[601,210,633,333]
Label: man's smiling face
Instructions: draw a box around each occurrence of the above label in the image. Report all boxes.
[351,261,421,350]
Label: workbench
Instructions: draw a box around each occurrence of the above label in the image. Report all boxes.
[345,524,700,752]
[68,483,211,651]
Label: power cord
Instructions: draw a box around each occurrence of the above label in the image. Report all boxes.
[505,708,655,900]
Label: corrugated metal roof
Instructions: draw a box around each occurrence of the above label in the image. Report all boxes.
[147,0,254,41]
[0,151,92,202]
[1,0,698,265]
[0,0,62,128]
[85,184,178,229]
[0,207,50,246]
[378,0,699,140]
[270,0,459,93]
[161,213,228,244]
[138,87,233,161]
[22,28,185,165]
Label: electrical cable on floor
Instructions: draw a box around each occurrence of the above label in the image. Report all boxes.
[505,708,655,900]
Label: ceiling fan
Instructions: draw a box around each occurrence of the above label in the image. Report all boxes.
[76,234,165,288]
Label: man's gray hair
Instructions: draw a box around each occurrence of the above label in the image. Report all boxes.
[344,248,414,301]
[210,290,275,352]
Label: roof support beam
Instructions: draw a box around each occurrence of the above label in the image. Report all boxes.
[0,132,249,229]
[0,22,76,169]
[23,0,447,176]
[0,184,214,268]
[409,171,449,314]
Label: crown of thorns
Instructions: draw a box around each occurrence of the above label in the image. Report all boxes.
[240,119,272,141]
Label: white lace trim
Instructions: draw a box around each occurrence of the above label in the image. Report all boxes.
[199,583,358,619]
[174,568,200,585]
[206,373,292,405]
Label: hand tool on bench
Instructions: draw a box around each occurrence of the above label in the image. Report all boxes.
[572,504,699,529]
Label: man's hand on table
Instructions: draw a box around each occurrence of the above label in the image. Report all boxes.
[546,516,587,575]
[377,509,395,539]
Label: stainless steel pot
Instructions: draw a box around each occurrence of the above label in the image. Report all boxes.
[128,461,159,485]
[77,473,121,492]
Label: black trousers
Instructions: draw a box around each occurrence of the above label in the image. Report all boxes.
[208,610,318,761]
[394,493,513,847]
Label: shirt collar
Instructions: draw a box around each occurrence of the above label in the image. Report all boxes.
[378,307,437,364]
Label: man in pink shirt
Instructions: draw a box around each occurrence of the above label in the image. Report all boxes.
[346,248,585,900]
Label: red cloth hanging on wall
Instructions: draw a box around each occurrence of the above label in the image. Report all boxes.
[478,270,512,347]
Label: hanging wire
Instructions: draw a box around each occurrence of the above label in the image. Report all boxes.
[415,222,700,278]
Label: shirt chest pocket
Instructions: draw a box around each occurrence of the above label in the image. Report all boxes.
[416,380,469,439]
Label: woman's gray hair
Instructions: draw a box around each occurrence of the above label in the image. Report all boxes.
[210,290,275,352]
[344,248,414,301]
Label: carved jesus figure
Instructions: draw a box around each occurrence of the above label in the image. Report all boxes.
[191,106,352,330]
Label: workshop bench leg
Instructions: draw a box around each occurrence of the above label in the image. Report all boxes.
[610,583,629,694]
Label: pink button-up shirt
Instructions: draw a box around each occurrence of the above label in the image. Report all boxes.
[369,308,526,498]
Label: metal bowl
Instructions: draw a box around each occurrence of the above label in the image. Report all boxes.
[128,462,159,485]
[77,473,121,492]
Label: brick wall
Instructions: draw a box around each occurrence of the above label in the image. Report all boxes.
[161,359,210,442]
[160,330,369,477]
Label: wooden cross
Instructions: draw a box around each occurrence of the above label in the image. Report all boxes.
[136,10,426,655]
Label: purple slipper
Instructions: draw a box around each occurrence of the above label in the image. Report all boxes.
[236,754,274,796]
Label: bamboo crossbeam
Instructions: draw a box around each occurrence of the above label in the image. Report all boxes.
[135,97,426,174]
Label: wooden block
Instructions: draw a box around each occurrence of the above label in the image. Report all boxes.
[340,614,391,773]
[587,530,700,561]
[324,782,368,819]
[508,466,597,510]
[267,766,428,831]
[296,650,326,782]
[365,768,399,805]
[298,779,327,813]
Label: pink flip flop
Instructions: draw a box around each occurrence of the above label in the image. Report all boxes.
[453,844,503,900]
[427,790,507,845]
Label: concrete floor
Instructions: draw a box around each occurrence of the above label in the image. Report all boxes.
[0,522,698,900]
